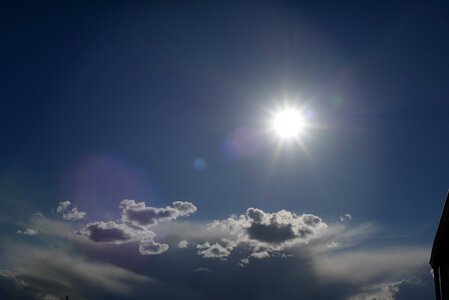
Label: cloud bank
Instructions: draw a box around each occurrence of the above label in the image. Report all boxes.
[0,200,433,300]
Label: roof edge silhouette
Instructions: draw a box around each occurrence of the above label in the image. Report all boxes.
[430,190,449,268]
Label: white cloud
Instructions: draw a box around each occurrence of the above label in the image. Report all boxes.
[239,258,250,267]
[33,211,44,217]
[177,240,189,248]
[312,247,429,285]
[349,280,409,300]
[62,207,86,221]
[194,267,212,273]
[55,201,86,221]
[339,213,353,222]
[250,250,270,259]
[16,228,38,236]
[326,241,340,249]
[56,200,71,213]
[139,239,169,255]
[197,242,231,260]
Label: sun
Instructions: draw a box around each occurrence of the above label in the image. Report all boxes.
[272,107,304,139]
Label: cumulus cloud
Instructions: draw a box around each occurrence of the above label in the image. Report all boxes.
[250,250,270,259]
[149,206,431,298]
[78,199,197,256]
[120,199,196,226]
[178,240,189,248]
[139,239,169,255]
[62,207,86,220]
[239,258,250,267]
[56,201,71,213]
[55,201,86,220]
[200,207,327,261]
[197,242,231,260]
[16,228,38,236]
[340,213,353,222]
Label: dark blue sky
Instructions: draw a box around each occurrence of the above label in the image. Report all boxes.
[1,1,448,299]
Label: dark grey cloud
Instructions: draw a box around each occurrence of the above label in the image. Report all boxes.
[81,221,138,243]
[246,222,296,243]
[0,269,37,300]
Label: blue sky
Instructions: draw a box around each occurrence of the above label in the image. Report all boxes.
[1,1,449,299]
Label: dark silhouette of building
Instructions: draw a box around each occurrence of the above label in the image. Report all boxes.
[430,191,449,300]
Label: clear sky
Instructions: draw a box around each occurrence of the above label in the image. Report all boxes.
[1,1,449,299]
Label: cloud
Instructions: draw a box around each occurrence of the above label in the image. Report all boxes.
[80,221,146,243]
[120,199,196,226]
[28,214,75,240]
[312,247,429,285]
[139,239,169,255]
[33,211,44,217]
[62,207,86,221]
[340,213,353,222]
[250,250,270,259]
[1,202,434,300]
[142,206,432,299]
[56,201,71,213]
[178,240,189,248]
[197,208,327,261]
[0,243,157,299]
[348,280,413,300]
[197,242,231,260]
[16,228,38,236]
[239,258,249,267]
[78,200,197,256]
[55,201,86,221]
[194,267,211,273]
[0,269,36,300]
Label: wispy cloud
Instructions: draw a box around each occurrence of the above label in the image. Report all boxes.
[16,228,38,236]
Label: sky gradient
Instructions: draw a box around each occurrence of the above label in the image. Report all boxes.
[1,1,449,299]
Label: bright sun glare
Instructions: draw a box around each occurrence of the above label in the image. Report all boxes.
[272,108,304,139]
